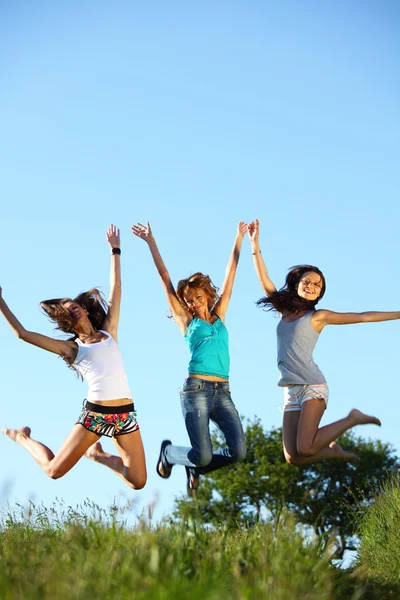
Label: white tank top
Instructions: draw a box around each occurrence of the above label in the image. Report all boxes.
[73,330,132,401]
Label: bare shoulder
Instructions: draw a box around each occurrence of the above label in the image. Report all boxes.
[313,309,332,320]
[99,323,118,342]
[311,309,332,332]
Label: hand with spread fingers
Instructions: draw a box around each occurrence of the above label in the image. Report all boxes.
[106,224,121,249]
[131,222,154,244]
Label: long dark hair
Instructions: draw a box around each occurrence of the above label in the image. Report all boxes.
[40,288,107,337]
[257,265,326,314]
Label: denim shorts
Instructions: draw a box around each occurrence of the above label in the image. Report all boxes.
[283,384,329,413]
[76,400,140,438]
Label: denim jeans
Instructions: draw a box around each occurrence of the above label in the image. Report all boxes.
[164,377,246,475]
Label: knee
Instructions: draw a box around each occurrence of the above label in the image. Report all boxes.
[297,443,314,458]
[198,452,213,468]
[45,465,64,480]
[233,443,247,463]
[284,451,302,466]
[193,448,213,468]
[131,475,147,490]
[125,468,147,490]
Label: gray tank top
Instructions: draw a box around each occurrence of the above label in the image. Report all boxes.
[276,311,326,386]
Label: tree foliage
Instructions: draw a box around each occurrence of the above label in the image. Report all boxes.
[173,418,399,558]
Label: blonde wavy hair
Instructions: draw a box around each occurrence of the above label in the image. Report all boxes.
[176,272,219,314]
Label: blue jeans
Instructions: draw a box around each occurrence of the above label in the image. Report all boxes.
[164,378,246,475]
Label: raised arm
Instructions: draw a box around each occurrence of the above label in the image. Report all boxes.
[0,287,77,359]
[101,224,121,339]
[312,309,400,333]
[248,219,277,296]
[213,222,247,321]
[132,222,192,334]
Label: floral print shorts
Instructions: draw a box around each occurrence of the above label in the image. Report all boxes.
[76,400,140,438]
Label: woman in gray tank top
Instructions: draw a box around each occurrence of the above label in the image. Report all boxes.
[248,219,400,465]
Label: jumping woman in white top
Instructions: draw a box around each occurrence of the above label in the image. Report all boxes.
[248,219,400,465]
[1,225,146,489]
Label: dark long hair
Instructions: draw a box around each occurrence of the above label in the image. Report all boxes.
[257,265,326,314]
[40,288,107,337]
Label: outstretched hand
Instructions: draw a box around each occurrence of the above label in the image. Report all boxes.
[106,224,120,248]
[132,222,154,243]
[247,219,259,243]
[238,221,248,238]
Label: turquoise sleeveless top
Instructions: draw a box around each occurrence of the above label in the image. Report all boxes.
[185,315,230,379]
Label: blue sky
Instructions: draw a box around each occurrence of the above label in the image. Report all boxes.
[0,1,399,522]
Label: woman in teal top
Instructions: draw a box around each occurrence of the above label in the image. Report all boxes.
[185,314,229,378]
[132,221,247,496]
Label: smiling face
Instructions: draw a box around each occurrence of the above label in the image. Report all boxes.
[297,271,323,302]
[63,301,88,324]
[183,287,209,317]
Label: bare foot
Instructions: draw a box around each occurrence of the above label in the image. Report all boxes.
[349,409,381,427]
[2,426,31,443]
[329,441,360,462]
[85,441,104,460]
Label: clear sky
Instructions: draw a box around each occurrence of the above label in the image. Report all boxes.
[1,1,399,523]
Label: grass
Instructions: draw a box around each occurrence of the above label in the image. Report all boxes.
[354,472,400,596]
[0,500,337,600]
[1,479,400,600]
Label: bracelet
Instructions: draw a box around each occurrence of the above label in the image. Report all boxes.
[252,250,262,255]
[111,247,121,255]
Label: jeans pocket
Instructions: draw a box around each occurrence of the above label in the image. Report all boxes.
[182,380,205,394]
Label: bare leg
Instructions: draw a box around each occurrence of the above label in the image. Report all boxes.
[85,429,147,490]
[283,411,360,465]
[2,425,100,478]
[296,399,380,457]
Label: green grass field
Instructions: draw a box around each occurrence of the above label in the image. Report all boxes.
[354,473,400,597]
[0,477,399,600]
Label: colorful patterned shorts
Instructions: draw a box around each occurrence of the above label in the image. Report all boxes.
[76,400,140,438]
